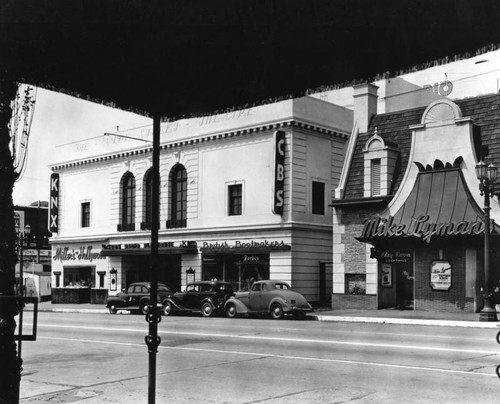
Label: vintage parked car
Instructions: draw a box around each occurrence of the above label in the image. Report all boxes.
[162,280,234,317]
[106,282,172,314]
[224,280,313,319]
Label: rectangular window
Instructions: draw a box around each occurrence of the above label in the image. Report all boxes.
[228,184,242,216]
[81,202,90,227]
[371,159,381,196]
[312,181,325,215]
[345,274,366,295]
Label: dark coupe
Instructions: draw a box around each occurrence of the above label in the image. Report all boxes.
[106,282,172,314]
[224,280,313,319]
[162,280,234,317]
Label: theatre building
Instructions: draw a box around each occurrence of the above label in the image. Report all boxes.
[49,97,351,304]
[331,83,500,313]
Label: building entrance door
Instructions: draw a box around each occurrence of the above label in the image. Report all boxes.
[395,261,414,310]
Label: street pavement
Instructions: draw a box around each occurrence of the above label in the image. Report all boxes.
[26,300,500,328]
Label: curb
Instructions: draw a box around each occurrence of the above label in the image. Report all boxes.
[310,314,499,328]
[27,307,499,328]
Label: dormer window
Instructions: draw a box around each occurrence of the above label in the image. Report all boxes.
[363,129,399,197]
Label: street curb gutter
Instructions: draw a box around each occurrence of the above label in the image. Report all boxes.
[28,307,499,328]
[310,315,499,328]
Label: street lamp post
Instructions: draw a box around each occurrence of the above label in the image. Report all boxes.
[475,160,498,322]
[15,223,31,360]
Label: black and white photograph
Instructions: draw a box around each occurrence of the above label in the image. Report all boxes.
[2,1,500,403]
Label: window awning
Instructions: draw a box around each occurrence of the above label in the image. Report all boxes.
[358,168,497,243]
[101,246,198,256]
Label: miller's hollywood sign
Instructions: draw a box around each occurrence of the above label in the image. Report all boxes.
[361,214,492,243]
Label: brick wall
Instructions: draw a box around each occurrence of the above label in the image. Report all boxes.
[331,293,377,310]
[414,247,474,312]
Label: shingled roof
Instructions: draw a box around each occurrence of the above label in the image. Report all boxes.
[342,92,500,200]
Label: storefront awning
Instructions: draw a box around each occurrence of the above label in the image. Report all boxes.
[101,246,198,256]
[358,168,497,243]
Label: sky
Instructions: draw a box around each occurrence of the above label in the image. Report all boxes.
[12,89,152,206]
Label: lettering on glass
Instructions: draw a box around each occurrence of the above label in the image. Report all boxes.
[49,173,59,233]
[273,130,286,215]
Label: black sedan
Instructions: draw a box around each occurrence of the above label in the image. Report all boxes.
[106,282,172,314]
[162,281,234,317]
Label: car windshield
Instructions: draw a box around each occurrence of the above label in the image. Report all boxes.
[158,286,170,292]
[274,283,290,290]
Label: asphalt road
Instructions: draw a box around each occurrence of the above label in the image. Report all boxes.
[19,311,500,403]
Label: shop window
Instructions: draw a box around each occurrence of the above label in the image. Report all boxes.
[168,164,187,228]
[97,271,106,288]
[81,201,90,227]
[345,274,366,295]
[312,181,325,215]
[64,267,93,287]
[54,271,61,288]
[228,184,242,216]
[119,172,136,231]
[371,159,381,196]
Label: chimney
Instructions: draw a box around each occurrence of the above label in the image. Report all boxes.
[353,83,378,133]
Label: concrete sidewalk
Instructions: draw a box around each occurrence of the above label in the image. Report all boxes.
[25,301,500,328]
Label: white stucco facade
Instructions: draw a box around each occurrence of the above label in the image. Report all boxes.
[49,96,352,304]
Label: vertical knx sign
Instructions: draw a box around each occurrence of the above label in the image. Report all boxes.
[273,130,285,215]
[49,173,59,233]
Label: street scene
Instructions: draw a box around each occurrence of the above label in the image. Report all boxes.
[3,2,500,404]
[19,310,500,403]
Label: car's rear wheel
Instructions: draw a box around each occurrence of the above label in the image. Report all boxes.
[201,302,213,317]
[226,303,237,318]
[108,305,117,314]
[162,301,172,316]
[140,301,150,315]
[270,303,284,319]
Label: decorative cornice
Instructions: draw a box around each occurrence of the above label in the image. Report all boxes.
[51,119,349,171]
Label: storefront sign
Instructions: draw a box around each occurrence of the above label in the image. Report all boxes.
[53,246,105,263]
[201,240,289,250]
[361,214,488,243]
[430,260,452,291]
[102,240,197,250]
[273,130,286,215]
[423,80,453,97]
[49,173,59,233]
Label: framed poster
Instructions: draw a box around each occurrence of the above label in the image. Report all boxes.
[430,260,452,291]
[381,263,392,287]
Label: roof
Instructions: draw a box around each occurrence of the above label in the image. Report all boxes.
[342,92,500,200]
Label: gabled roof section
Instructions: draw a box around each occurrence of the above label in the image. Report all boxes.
[341,92,500,201]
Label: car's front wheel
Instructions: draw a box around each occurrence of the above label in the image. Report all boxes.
[226,303,237,318]
[201,302,214,317]
[108,304,118,314]
[162,301,172,316]
[140,301,150,315]
[270,303,284,319]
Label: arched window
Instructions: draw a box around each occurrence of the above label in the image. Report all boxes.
[142,169,154,229]
[168,165,187,228]
[120,172,135,231]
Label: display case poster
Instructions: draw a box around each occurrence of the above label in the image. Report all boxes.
[430,260,452,291]
[381,264,392,287]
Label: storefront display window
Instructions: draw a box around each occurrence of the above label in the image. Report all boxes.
[63,266,93,287]
[202,253,270,291]
[345,274,366,295]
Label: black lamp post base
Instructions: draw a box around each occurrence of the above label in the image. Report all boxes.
[479,309,498,322]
